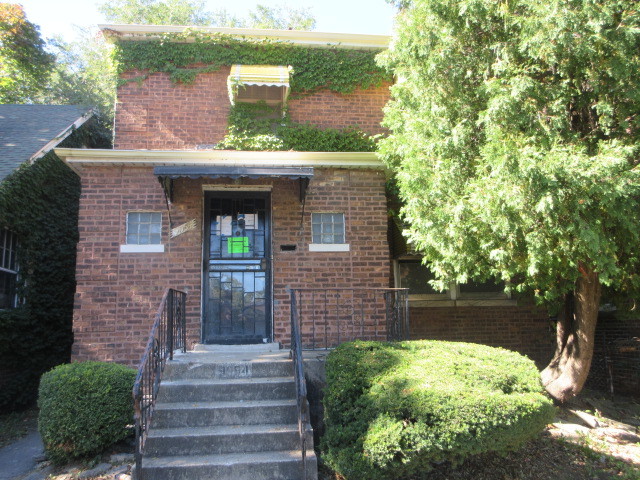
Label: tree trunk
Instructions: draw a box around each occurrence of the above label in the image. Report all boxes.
[540,265,601,403]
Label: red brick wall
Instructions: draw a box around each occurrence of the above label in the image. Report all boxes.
[287,83,391,136]
[115,68,232,150]
[72,166,390,366]
[409,303,555,367]
[114,69,390,149]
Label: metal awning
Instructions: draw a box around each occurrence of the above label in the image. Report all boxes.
[229,65,290,87]
[227,65,291,105]
[154,166,313,202]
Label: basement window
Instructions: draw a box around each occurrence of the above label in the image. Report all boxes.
[394,257,514,307]
[228,65,291,106]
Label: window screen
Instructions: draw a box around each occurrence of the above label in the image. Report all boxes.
[311,213,345,244]
[126,212,162,245]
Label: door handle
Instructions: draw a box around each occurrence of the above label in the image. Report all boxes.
[260,258,267,270]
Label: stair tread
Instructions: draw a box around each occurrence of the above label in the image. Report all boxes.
[147,423,310,438]
[170,351,291,364]
[161,376,294,386]
[155,398,297,409]
[143,450,317,468]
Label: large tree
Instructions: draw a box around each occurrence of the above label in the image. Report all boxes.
[0,3,54,102]
[379,0,640,402]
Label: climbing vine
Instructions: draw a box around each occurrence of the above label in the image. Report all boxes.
[112,31,390,94]
[215,102,378,152]
[0,119,109,411]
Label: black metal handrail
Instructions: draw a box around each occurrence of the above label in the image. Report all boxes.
[288,287,410,349]
[132,288,187,480]
[289,289,310,479]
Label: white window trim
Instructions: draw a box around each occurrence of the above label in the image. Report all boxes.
[124,211,163,249]
[120,244,165,253]
[310,212,346,248]
[309,243,350,252]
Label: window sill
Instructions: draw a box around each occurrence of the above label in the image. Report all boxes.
[409,298,517,308]
[120,244,165,253]
[309,243,350,252]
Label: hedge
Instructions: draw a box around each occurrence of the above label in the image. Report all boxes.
[38,361,136,464]
[322,340,555,479]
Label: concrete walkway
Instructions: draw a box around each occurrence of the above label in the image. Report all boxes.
[0,428,44,480]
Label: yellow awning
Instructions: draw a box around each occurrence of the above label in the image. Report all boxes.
[229,64,291,87]
[227,65,291,106]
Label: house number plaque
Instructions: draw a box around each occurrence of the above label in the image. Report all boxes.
[216,363,252,379]
[171,219,197,238]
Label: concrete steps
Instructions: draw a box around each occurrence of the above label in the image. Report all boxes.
[141,347,317,480]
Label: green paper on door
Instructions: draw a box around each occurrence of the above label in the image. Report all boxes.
[228,236,250,253]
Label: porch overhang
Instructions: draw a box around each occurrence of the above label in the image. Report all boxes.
[154,165,314,203]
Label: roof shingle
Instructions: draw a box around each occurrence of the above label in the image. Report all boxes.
[0,104,90,181]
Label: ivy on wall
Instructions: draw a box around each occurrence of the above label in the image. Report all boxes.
[0,120,109,411]
[114,32,388,151]
[215,102,378,152]
[113,31,390,94]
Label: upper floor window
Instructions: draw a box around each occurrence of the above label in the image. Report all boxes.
[120,212,164,253]
[0,228,18,309]
[227,65,291,106]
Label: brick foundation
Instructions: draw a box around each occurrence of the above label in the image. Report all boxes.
[409,302,555,367]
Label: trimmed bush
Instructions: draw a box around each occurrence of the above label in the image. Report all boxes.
[322,340,556,479]
[38,362,136,464]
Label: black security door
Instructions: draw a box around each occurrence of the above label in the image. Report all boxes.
[203,193,271,344]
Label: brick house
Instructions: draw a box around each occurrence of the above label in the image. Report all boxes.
[56,25,554,368]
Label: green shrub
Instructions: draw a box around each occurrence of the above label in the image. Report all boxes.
[322,340,556,479]
[38,361,136,464]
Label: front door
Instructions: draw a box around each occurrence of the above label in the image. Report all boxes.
[203,192,271,344]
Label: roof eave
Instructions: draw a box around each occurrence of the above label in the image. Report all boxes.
[99,24,390,50]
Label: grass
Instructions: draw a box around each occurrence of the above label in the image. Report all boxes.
[0,407,38,448]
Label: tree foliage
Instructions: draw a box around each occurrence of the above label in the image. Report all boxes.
[379,0,640,303]
[37,28,116,140]
[379,0,640,400]
[245,4,316,30]
[99,0,217,25]
[0,3,54,102]
[98,0,316,30]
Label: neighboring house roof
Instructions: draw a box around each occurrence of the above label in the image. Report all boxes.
[0,104,93,181]
[100,24,390,50]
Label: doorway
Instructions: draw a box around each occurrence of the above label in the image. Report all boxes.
[202,192,271,344]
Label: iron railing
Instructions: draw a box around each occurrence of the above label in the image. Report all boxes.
[133,288,187,480]
[288,288,410,349]
[289,290,310,479]
[287,287,409,478]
